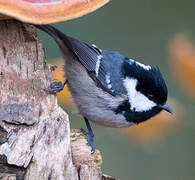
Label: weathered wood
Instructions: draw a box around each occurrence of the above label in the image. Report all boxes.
[71,129,103,180]
[0,20,116,180]
[0,19,77,179]
[0,14,11,20]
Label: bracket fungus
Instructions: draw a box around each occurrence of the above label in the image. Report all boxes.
[0,0,109,24]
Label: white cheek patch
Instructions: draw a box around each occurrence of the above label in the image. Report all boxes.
[123,78,156,112]
[128,58,151,71]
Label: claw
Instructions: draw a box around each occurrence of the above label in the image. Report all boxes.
[80,128,95,154]
[46,80,67,94]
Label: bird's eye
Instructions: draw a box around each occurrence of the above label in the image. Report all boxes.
[148,94,154,100]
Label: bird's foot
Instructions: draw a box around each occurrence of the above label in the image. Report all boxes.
[46,80,67,94]
[80,128,95,154]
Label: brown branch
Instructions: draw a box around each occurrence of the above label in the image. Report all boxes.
[0,20,116,180]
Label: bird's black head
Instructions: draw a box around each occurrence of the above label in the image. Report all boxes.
[115,58,173,124]
[123,59,168,105]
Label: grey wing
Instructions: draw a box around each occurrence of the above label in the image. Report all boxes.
[34,25,124,96]
[62,36,122,96]
[65,37,102,73]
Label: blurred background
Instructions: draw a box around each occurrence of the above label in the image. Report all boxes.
[37,1,195,180]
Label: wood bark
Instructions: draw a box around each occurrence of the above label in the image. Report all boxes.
[0,20,116,180]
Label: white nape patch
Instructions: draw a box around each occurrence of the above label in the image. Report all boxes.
[106,73,112,89]
[95,55,103,76]
[123,78,156,112]
[129,58,151,71]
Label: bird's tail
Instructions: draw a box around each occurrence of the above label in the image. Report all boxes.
[34,24,73,52]
[34,25,61,42]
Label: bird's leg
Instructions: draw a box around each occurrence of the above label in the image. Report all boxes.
[47,79,68,94]
[81,118,95,154]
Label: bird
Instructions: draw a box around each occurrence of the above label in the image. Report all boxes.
[34,24,173,153]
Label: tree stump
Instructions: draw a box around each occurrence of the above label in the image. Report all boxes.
[0,20,116,180]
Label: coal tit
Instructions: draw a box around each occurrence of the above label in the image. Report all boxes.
[34,25,173,153]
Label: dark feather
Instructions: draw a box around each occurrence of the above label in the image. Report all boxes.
[34,25,123,96]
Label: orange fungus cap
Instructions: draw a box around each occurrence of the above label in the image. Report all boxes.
[0,0,109,24]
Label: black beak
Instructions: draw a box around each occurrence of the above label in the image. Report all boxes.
[160,104,174,114]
